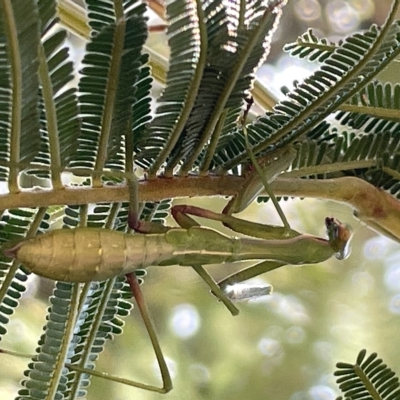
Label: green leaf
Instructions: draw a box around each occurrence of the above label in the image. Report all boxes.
[216,20,400,172]
[30,4,81,178]
[0,0,41,183]
[283,28,337,62]
[334,349,400,400]
[71,9,148,172]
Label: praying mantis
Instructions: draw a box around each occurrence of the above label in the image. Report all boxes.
[0,140,353,397]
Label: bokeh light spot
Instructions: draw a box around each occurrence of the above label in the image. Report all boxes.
[309,384,336,400]
[153,356,177,380]
[169,303,200,339]
[350,0,375,20]
[189,363,210,386]
[285,326,306,344]
[389,294,400,314]
[325,1,359,33]
[351,271,374,296]
[258,337,281,357]
[384,258,400,291]
[313,341,333,361]
[363,237,388,259]
[266,293,310,324]
[294,0,321,21]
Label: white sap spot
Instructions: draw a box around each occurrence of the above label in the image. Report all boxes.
[258,337,281,357]
[169,304,200,339]
[389,294,400,314]
[308,385,336,400]
[224,282,272,302]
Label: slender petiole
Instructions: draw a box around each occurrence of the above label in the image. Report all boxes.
[243,126,291,230]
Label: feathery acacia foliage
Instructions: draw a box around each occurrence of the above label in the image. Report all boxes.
[335,350,400,400]
[0,0,399,398]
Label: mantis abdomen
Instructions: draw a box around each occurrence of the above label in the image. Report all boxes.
[6,226,335,283]
[9,228,174,282]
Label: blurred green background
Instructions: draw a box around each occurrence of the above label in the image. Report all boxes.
[1,0,399,399]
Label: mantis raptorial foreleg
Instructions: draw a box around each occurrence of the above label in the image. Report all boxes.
[128,198,241,315]
[171,205,352,286]
[171,205,300,239]
[172,123,352,296]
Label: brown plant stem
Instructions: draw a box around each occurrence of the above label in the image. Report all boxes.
[0,176,399,242]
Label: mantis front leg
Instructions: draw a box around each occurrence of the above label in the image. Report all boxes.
[129,201,241,316]
[171,205,353,289]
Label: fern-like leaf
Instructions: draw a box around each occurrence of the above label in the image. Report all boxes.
[29,1,81,179]
[71,6,148,173]
[18,282,79,399]
[172,0,284,173]
[136,0,201,171]
[347,81,400,111]
[283,28,337,62]
[0,0,41,184]
[0,209,49,340]
[215,19,400,172]
[335,349,400,400]
[66,278,132,398]
[137,0,284,175]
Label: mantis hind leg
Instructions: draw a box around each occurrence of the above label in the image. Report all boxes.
[70,276,173,392]
[122,182,172,391]
[70,274,173,393]
[124,272,173,393]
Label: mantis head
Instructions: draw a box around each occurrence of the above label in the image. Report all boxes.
[325,217,353,260]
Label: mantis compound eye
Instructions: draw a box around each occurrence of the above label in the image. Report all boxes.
[325,217,353,260]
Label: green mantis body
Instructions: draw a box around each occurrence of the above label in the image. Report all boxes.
[4,218,344,283]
